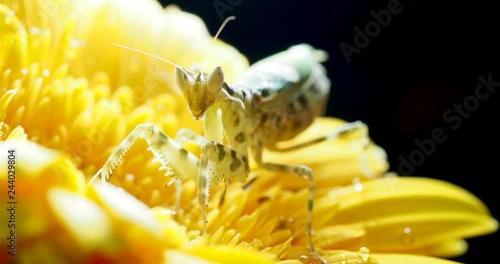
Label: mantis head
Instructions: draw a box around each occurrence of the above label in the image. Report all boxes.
[112,17,234,120]
[175,66,224,120]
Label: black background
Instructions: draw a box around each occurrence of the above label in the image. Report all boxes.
[160,0,499,262]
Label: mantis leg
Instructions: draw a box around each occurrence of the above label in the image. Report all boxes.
[176,128,250,233]
[173,128,207,212]
[269,120,374,177]
[89,124,199,209]
[252,121,371,263]
[251,146,323,262]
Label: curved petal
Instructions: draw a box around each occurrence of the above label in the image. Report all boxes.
[371,253,461,264]
[403,239,468,259]
[324,176,498,256]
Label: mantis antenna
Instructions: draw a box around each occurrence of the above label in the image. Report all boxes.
[201,16,236,73]
[112,15,236,74]
[111,43,180,68]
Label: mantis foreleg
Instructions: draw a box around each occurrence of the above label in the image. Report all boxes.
[176,128,250,233]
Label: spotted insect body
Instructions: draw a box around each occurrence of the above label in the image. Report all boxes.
[92,43,372,264]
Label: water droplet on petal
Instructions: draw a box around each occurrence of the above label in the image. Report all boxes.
[159,209,176,216]
[384,172,399,189]
[353,177,364,192]
[28,26,42,35]
[400,226,415,245]
[21,68,29,75]
[70,38,85,49]
[125,173,135,181]
[299,254,322,264]
[358,246,370,262]
[42,69,50,77]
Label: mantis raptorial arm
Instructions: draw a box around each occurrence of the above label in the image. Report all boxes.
[89,124,199,187]
[176,127,250,233]
[90,123,249,233]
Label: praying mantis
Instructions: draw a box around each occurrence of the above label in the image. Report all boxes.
[91,16,372,263]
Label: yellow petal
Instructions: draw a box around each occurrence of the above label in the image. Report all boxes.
[1,0,496,263]
[85,182,169,263]
[165,250,215,264]
[325,176,498,255]
[371,253,461,264]
[262,117,389,189]
[403,239,468,259]
[86,182,162,238]
[0,138,85,193]
[189,246,276,264]
[47,187,112,251]
[0,139,87,263]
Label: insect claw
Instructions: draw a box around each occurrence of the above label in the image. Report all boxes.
[87,168,103,187]
[166,178,176,186]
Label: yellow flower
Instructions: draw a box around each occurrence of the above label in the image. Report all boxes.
[0,0,497,264]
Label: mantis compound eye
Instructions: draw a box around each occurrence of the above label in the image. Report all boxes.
[206,66,224,95]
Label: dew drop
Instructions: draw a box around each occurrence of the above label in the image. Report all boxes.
[42,69,50,77]
[298,254,322,264]
[21,68,29,75]
[155,101,166,112]
[28,26,42,35]
[70,38,85,49]
[352,177,364,192]
[159,209,177,216]
[400,226,415,245]
[384,172,399,190]
[125,173,135,181]
[358,246,370,262]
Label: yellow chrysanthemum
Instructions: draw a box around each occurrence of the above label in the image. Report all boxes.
[0,1,497,264]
